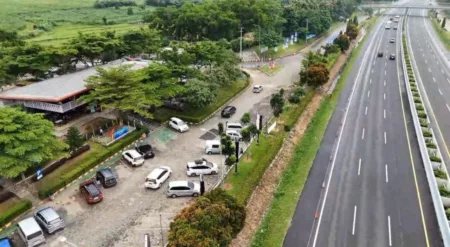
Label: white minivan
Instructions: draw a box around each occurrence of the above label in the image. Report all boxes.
[205,140,221,154]
[17,217,45,247]
[226,122,243,133]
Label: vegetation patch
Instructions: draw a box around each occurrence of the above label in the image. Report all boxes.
[154,78,249,123]
[435,169,448,179]
[414,97,422,103]
[431,155,442,163]
[430,14,450,51]
[259,64,283,76]
[0,199,32,228]
[417,111,427,118]
[419,118,429,127]
[439,185,450,197]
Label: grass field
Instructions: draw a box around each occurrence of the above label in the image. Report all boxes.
[0,0,149,46]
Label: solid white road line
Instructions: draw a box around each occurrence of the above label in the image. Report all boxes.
[358,159,361,176]
[352,206,357,235]
[368,91,370,98]
[384,93,386,100]
[385,164,389,183]
[362,128,365,140]
[384,132,387,144]
[388,216,392,246]
[447,104,450,112]
[384,109,386,119]
[439,89,443,95]
[365,106,368,115]
[433,77,436,82]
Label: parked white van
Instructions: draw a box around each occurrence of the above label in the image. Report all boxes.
[226,122,243,133]
[17,217,45,247]
[205,140,221,154]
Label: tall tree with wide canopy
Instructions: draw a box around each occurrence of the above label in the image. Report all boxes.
[0,107,67,178]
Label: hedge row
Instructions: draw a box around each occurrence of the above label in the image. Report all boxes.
[37,127,147,199]
[0,200,32,228]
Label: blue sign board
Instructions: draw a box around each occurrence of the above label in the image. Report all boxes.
[36,168,43,180]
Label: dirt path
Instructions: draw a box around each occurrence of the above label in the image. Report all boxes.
[229,32,363,247]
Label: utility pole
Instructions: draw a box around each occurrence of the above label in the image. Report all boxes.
[254,25,261,53]
[305,18,309,44]
[239,27,244,60]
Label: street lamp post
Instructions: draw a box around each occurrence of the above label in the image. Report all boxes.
[305,18,309,44]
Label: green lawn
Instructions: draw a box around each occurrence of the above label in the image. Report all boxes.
[154,78,249,123]
[430,17,450,51]
[0,199,21,215]
[259,64,283,76]
[0,0,148,45]
[250,16,378,247]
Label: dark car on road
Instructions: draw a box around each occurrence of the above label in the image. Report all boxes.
[378,52,384,57]
[135,142,155,159]
[79,179,103,204]
[389,54,396,60]
[96,168,118,188]
[221,106,236,118]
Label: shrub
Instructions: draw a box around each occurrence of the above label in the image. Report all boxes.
[446,208,450,220]
[413,92,420,97]
[431,155,442,163]
[241,113,251,125]
[423,129,432,137]
[411,87,418,92]
[0,190,16,204]
[284,125,291,132]
[414,97,422,103]
[427,142,437,149]
[439,185,450,197]
[225,154,237,166]
[37,128,147,198]
[168,188,246,247]
[218,122,224,135]
[417,111,427,118]
[0,200,32,227]
[419,118,429,127]
[435,169,447,179]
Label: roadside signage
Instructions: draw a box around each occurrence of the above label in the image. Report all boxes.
[260,47,268,53]
[36,168,43,180]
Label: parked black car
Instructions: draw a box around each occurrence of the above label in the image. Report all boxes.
[221,106,236,118]
[135,142,155,159]
[96,168,117,188]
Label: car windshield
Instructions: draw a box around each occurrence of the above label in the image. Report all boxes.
[139,144,152,152]
[187,181,195,189]
[49,217,61,224]
[148,179,157,184]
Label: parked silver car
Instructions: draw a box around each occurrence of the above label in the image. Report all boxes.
[34,206,65,234]
[167,181,201,198]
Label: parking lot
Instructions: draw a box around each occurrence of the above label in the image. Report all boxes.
[6,64,299,247]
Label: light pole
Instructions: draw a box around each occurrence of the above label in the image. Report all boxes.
[305,18,309,44]
[239,27,244,60]
[200,128,225,185]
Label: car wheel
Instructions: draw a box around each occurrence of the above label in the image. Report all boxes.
[211,171,217,175]
[191,173,197,177]
[207,151,212,155]
[193,193,199,197]
[158,184,161,188]
[171,194,177,198]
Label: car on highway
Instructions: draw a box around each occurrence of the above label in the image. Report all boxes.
[96,168,117,188]
[389,54,396,60]
[221,105,237,118]
[385,25,391,29]
[135,141,155,159]
[186,158,218,176]
[34,206,65,234]
[122,149,145,166]
[144,166,172,189]
[168,117,189,132]
[378,52,384,57]
[79,179,103,204]
[390,38,395,43]
[167,181,201,198]
[253,85,263,93]
[394,26,398,30]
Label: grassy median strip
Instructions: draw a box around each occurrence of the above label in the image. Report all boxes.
[250,19,375,247]
[430,16,450,51]
[154,78,249,123]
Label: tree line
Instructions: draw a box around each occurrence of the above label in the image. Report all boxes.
[143,0,356,50]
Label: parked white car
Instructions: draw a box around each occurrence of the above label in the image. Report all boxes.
[122,150,145,166]
[167,181,201,198]
[226,130,242,141]
[144,166,172,189]
[169,117,189,132]
[253,85,263,93]
[186,158,218,176]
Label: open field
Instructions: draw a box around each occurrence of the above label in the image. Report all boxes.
[0,0,148,46]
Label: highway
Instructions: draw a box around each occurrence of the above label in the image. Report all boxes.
[406,3,450,174]
[283,7,442,247]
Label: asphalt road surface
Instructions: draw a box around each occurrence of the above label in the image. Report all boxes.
[284,7,443,247]
[406,3,450,172]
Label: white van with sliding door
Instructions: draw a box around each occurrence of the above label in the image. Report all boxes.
[205,140,221,154]
[17,217,45,247]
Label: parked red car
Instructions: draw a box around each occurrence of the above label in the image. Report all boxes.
[79,179,103,204]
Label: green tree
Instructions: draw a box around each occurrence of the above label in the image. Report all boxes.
[260,29,283,48]
[241,127,251,142]
[0,107,67,178]
[345,22,359,40]
[352,16,359,26]
[333,33,350,52]
[241,112,251,125]
[270,91,285,117]
[305,62,329,88]
[121,29,161,56]
[102,16,108,25]
[65,126,84,151]
[80,65,175,118]
[127,7,134,15]
[69,33,121,66]
[184,78,217,108]
[221,134,235,156]
[168,188,246,247]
